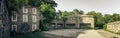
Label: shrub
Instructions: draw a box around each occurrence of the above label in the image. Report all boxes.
[103,24,107,30]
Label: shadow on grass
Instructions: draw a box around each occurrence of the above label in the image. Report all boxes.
[10,30,45,38]
[11,31,71,38]
[11,29,88,38]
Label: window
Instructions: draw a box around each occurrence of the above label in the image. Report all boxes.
[0,20,2,24]
[32,16,37,22]
[23,15,28,22]
[32,24,37,31]
[12,25,17,31]
[23,7,28,13]
[12,14,17,21]
[32,8,37,14]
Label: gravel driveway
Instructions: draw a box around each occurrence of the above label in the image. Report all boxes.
[43,29,83,38]
[43,29,105,38]
[77,30,105,38]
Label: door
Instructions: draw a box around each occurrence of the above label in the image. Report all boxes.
[66,24,76,29]
[80,23,91,29]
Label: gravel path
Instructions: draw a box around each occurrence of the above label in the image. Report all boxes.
[43,29,106,38]
[43,29,84,38]
[97,30,120,38]
[77,30,105,38]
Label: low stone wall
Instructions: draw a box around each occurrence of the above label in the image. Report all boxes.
[107,21,120,33]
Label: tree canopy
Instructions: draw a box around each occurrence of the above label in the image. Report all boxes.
[73,9,84,14]
[87,11,120,29]
[87,11,104,28]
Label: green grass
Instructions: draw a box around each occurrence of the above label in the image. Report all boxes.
[11,30,45,38]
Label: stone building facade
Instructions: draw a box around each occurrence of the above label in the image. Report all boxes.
[0,0,11,38]
[107,21,120,33]
[11,6,40,33]
[51,14,94,29]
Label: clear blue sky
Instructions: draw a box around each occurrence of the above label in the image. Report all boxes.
[54,0,120,14]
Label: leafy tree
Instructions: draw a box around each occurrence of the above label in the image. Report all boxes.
[61,11,69,16]
[87,11,104,29]
[28,0,41,7]
[95,13,104,28]
[103,14,113,23]
[112,13,120,21]
[63,17,67,28]
[73,9,84,14]
[79,10,84,14]
[73,9,79,14]
[40,3,56,23]
[39,0,57,30]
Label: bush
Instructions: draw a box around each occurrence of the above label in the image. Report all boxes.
[103,24,107,30]
[89,27,94,29]
[39,25,49,31]
[39,20,49,31]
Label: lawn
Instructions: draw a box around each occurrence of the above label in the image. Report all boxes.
[11,30,45,38]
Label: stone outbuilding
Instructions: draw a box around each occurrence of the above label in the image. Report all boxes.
[50,14,94,29]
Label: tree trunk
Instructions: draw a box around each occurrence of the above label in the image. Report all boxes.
[0,0,11,38]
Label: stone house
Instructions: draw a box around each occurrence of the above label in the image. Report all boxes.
[50,14,94,29]
[11,6,40,33]
[0,0,11,38]
[107,21,120,33]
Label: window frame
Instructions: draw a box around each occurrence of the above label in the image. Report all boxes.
[32,15,37,22]
[23,15,28,22]
[12,14,17,21]
[32,8,37,14]
[23,7,28,13]
[12,25,17,31]
[32,24,37,31]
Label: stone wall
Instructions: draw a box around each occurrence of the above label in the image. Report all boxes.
[107,21,120,33]
[0,0,11,38]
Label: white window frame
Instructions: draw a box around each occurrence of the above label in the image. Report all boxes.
[32,8,37,14]
[12,14,17,21]
[23,7,28,13]
[0,20,2,24]
[32,24,37,31]
[32,15,37,22]
[12,25,17,31]
[23,15,28,22]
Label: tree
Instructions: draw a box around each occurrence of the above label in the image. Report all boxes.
[103,14,113,23]
[58,10,62,15]
[79,10,84,14]
[28,0,41,7]
[73,9,80,14]
[40,3,56,23]
[112,13,120,21]
[39,0,57,30]
[63,17,67,28]
[87,11,104,29]
[73,9,84,14]
[95,13,104,28]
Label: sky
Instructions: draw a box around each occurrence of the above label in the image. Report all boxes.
[54,0,120,14]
